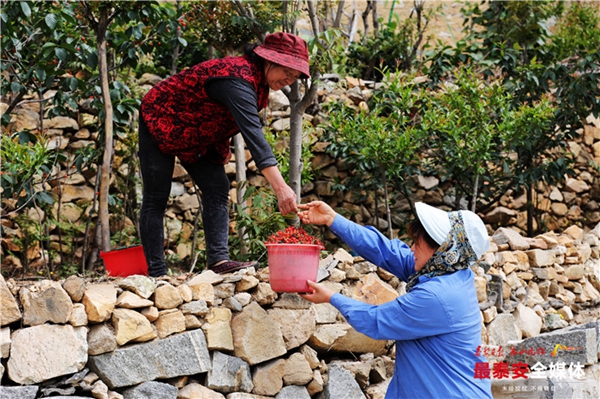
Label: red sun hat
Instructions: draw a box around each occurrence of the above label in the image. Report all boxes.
[254,32,310,79]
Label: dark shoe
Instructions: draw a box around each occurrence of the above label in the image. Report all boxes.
[148,268,168,278]
[209,260,258,274]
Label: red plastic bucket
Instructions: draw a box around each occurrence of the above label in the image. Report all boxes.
[100,245,148,277]
[266,244,321,293]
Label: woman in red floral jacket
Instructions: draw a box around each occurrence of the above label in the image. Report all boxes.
[139,32,310,276]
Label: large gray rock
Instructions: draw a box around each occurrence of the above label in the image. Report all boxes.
[206,351,253,393]
[276,385,311,399]
[0,386,38,399]
[7,325,87,385]
[318,364,366,399]
[505,326,597,366]
[121,381,178,399]
[88,329,210,388]
[569,320,600,360]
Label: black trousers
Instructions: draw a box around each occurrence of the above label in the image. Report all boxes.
[138,115,231,276]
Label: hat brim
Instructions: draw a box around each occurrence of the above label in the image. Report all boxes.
[415,202,451,246]
[460,211,490,259]
[254,46,310,79]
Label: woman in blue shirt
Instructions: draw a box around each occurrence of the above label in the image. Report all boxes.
[298,201,493,399]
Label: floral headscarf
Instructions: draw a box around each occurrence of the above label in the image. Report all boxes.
[406,211,478,292]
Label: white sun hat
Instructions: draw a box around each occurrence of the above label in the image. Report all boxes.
[458,210,490,259]
[415,202,490,259]
[415,202,451,245]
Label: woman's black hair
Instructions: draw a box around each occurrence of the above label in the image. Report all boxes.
[407,218,440,251]
[243,44,264,65]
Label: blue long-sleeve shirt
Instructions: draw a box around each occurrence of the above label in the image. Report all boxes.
[328,215,492,399]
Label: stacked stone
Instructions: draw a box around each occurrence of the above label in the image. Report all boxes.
[1,221,599,399]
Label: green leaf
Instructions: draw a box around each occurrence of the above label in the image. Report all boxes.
[86,52,98,69]
[35,191,55,205]
[35,67,46,81]
[18,131,36,145]
[41,42,57,50]
[55,47,67,61]
[127,47,137,59]
[45,13,58,30]
[20,1,31,18]
[65,77,78,91]
[131,25,142,40]
[10,82,21,93]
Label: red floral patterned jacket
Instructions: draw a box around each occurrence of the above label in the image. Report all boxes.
[140,55,269,164]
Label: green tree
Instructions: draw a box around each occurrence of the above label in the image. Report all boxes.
[504,95,561,234]
[1,1,87,119]
[552,1,600,61]
[422,68,510,212]
[76,1,174,256]
[2,0,177,273]
[324,71,427,237]
[422,0,599,234]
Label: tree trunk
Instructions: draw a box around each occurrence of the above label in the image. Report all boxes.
[371,0,379,35]
[171,0,182,76]
[233,133,248,254]
[362,1,373,42]
[288,82,303,198]
[471,173,479,213]
[333,0,345,29]
[96,12,114,252]
[527,184,534,237]
[381,166,393,239]
[347,7,359,47]
[287,0,320,200]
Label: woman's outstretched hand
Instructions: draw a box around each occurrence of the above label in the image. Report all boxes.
[299,280,334,304]
[297,201,337,227]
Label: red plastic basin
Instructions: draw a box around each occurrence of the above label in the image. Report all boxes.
[100,245,148,277]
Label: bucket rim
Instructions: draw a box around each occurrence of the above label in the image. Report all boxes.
[265,243,323,249]
[100,245,144,257]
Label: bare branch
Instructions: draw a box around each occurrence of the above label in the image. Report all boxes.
[333,0,346,29]
[306,0,321,37]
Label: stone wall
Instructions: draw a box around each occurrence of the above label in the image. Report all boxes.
[1,74,600,272]
[0,223,599,399]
